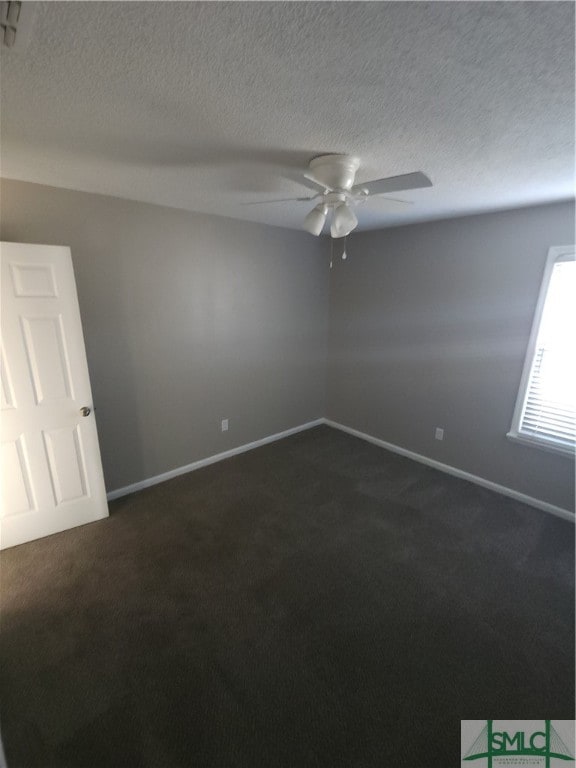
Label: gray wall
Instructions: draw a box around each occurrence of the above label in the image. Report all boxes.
[0,179,328,492]
[327,202,575,511]
[1,178,573,512]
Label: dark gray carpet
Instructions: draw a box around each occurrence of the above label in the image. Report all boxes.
[1,425,574,767]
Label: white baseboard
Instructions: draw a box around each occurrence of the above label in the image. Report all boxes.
[106,419,324,501]
[107,416,574,523]
[323,419,575,523]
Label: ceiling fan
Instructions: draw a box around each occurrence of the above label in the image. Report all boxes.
[245,154,433,237]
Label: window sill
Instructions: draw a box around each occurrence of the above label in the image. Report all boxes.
[506,431,575,458]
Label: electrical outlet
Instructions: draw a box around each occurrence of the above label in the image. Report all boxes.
[435,427,444,441]
[221,419,229,432]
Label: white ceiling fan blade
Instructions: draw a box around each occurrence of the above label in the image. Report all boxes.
[241,195,318,206]
[368,196,413,209]
[303,171,332,192]
[354,171,432,197]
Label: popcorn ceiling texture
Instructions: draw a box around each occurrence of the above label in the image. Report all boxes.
[0,1,573,231]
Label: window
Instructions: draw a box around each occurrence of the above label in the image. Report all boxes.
[508,246,575,456]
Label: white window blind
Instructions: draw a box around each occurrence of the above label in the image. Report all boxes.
[509,247,576,455]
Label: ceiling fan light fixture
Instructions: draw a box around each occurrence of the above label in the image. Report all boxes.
[303,204,328,236]
[331,203,358,238]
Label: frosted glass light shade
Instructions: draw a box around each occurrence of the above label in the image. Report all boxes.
[331,203,358,238]
[303,205,328,236]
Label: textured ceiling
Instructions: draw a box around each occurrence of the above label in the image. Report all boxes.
[1,2,574,231]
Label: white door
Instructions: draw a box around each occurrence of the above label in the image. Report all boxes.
[1,242,108,549]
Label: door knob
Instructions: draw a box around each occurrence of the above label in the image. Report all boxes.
[80,406,91,417]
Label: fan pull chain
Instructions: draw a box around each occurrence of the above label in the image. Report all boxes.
[329,238,333,270]
[342,236,348,260]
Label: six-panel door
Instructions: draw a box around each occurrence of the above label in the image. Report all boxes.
[1,242,108,549]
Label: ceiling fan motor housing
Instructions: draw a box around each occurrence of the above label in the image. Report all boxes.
[309,154,360,191]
